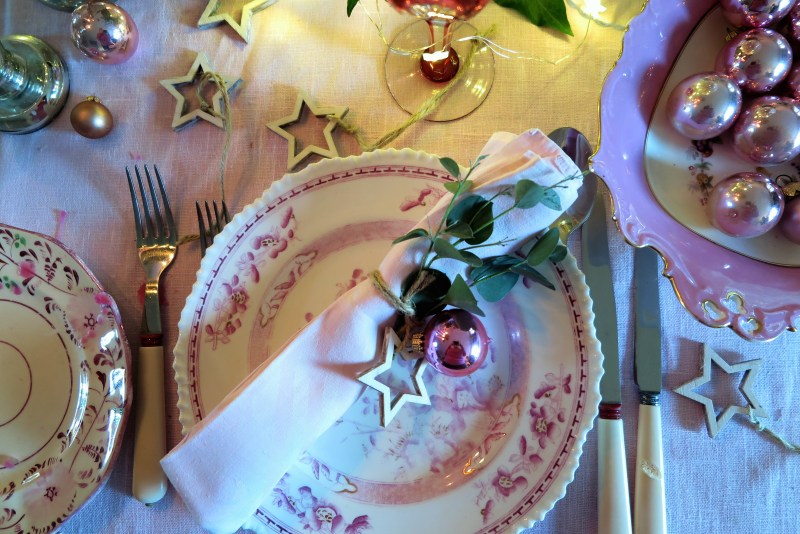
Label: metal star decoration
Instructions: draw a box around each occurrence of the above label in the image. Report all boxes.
[674,344,766,438]
[159,52,241,131]
[358,327,431,427]
[197,0,278,43]
[267,92,348,171]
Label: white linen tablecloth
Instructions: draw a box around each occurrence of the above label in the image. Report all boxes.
[1,1,798,533]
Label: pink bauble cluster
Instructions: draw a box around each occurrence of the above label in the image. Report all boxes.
[667,0,800,242]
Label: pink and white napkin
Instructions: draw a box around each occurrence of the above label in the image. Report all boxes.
[161,129,582,533]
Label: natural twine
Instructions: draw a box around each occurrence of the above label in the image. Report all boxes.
[177,71,234,247]
[747,407,800,452]
[329,25,497,151]
[370,269,436,317]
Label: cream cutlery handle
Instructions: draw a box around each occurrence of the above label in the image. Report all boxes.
[133,345,168,504]
[598,417,632,534]
[634,403,666,534]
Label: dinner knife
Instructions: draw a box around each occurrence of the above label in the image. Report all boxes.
[633,246,666,534]
[581,191,632,534]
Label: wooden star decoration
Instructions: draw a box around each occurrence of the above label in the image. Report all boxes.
[159,52,241,131]
[197,0,278,43]
[674,344,766,438]
[358,327,431,427]
[267,92,348,171]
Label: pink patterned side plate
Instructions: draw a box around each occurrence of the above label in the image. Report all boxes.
[593,0,800,341]
[0,224,130,533]
[173,150,602,533]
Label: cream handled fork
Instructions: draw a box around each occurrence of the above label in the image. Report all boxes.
[126,164,177,504]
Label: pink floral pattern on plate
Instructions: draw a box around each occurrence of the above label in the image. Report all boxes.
[172,150,602,533]
[0,224,130,534]
[594,0,800,340]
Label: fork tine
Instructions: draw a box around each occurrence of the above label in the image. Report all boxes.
[211,201,221,234]
[126,167,144,245]
[221,200,230,225]
[196,201,208,257]
[144,165,166,240]
[153,165,176,242]
[134,165,156,241]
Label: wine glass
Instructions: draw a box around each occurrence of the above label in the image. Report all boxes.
[384,0,495,121]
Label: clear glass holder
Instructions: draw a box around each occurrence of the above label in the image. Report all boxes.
[384,20,494,122]
[0,35,70,134]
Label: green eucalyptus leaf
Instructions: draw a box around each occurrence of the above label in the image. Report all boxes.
[447,195,494,245]
[444,181,461,194]
[346,0,359,16]
[515,180,545,209]
[549,244,568,263]
[444,221,474,239]
[401,268,450,318]
[433,238,483,267]
[541,188,562,211]
[440,157,461,179]
[475,271,519,302]
[526,228,560,266]
[510,263,556,290]
[493,0,573,36]
[392,227,429,245]
[470,255,519,283]
[444,274,485,317]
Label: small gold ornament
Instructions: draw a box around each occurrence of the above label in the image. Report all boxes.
[782,181,800,198]
[70,96,113,139]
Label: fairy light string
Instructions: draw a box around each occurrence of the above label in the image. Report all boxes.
[177,70,234,247]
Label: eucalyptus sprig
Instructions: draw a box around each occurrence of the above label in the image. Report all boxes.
[393,156,575,318]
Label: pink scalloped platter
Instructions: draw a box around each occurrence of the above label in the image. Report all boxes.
[0,224,131,533]
[173,150,602,533]
[593,0,800,341]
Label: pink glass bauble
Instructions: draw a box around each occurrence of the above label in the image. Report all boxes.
[732,96,800,164]
[423,309,490,377]
[779,198,800,243]
[708,172,785,238]
[782,3,800,45]
[70,2,138,64]
[784,64,800,100]
[715,28,792,93]
[666,72,742,140]
[720,0,795,28]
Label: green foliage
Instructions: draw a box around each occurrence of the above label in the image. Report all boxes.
[392,155,574,318]
[494,0,573,35]
[346,0,572,36]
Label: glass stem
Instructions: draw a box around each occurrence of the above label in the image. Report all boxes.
[420,18,459,83]
[0,40,28,98]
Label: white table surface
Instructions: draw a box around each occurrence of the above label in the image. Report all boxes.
[2,1,798,533]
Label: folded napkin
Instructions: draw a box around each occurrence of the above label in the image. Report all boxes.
[161,129,581,534]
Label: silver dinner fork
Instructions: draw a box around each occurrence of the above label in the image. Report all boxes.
[126,164,176,505]
[196,200,230,258]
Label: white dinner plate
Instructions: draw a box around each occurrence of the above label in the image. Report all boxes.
[173,150,601,533]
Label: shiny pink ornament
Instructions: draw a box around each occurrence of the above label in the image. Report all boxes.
[779,198,800,243]
[782,3,800,45]
[732,96,800,164]
[423,309,490,377]
[720,0,795,28]
[715,28,792,93]
[666,72,742,140]
[70,2,139,64]
[784,63,800,100]
[708,172,785,238]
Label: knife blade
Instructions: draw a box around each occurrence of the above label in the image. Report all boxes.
[633,246,666,534]
[581,191,632,534]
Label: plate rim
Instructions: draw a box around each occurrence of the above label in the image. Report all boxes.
[593,0,800,341]
[0,222,132,533]
[172,148,602,533]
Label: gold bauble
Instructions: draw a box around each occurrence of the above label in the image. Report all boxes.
[70,97,113,139]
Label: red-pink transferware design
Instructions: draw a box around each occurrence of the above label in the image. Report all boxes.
[0,223,131,533]
[593,0,800,341]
